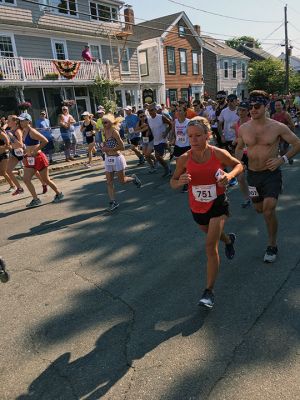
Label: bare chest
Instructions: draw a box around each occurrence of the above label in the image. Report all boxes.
[243,129,279,147]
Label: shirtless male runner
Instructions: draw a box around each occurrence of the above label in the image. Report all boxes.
[235,90,300,263]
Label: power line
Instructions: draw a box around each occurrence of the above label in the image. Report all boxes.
[167,0,282,23]
[261,23,284,41]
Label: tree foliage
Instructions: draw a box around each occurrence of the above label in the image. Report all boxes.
[248,58,300,94]
[89,76,119,113]
[226,36,261,49]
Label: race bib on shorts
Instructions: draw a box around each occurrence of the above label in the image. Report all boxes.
[248,186,259,197]
[14,148,24,157]
[27,156,35,166]
[86,131,92,137]
[128,127,134,134]
[192,184,217,203]
[106,157,116,166]
[143,137,149,143]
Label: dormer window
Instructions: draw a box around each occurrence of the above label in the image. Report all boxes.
[178,25,186,37]
[90,2,119,22]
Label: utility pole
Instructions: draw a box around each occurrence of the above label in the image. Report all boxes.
[284,4,289,94]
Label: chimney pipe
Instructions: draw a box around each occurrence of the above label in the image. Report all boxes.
[194,25,201,36]
[124,5,134,33]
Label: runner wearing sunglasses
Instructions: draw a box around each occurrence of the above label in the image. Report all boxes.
[235,90,300,263]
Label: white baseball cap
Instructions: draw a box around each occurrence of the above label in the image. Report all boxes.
[124,106,132,111]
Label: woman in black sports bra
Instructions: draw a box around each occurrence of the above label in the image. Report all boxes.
[80,112,96,168]
[5,115,25,195]
[0,127,15,192]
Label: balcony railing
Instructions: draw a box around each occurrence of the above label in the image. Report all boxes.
[0,57,113,83]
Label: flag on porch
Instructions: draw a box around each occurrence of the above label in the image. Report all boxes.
[53,60,81,79]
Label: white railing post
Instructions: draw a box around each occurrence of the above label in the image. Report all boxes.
[19,57,26,81]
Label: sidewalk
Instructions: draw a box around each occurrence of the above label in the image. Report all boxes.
[0,148,134,185]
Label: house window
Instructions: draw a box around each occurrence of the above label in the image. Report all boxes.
[232,61,237,78]
[166,47,176,74]
[139,50,148,76]
[181,88,189,101]
[0,0,16,4]
[178,25,186,37]
[90,2,118,22]
[90,45,101,61]
[57,1,77,16]
[242,62,246,79]
[120,48,130,73]
[179,49,187,74]
[52,40,68,60]
[192,51,199,75]
[224,60,229,78]
[0,35,15,57]
[169,89,177,103]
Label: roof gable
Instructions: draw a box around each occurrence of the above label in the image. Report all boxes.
[202,36,249,59]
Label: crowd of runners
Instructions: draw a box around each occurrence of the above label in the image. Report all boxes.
[1,90,300,309]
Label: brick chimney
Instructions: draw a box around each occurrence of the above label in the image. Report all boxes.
[124,5,134,33]
[194,25,201,36]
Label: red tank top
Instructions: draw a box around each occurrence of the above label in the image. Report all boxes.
[272,112,289,125]
[186,147,225,214]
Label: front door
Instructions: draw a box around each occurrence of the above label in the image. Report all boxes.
[76,97,91,118]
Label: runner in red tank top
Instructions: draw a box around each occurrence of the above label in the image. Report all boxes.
[170,117,243,309]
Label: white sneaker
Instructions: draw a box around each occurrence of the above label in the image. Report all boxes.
[263,246,278,263]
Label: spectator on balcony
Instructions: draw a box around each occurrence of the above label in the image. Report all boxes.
[82,45,95,62]
[59,106,76,162]
[36,111,55,164]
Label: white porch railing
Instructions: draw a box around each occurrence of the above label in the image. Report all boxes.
[0,57,111,82]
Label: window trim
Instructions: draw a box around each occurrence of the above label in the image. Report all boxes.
[139,49,149,77]
[120,47,130,75]
[223,59,229,79]
[88,43,102,62]
[169,89,178,102]
[166,46,176,74]
[89,1,119,23]
[241,62,246,79]
[51,38,68,60]
[0,32,17,57]
[40,1,78,18]
[179,48,187,75]
[178,25,186,37]
[232,60,237,79]
[192,50,199,75]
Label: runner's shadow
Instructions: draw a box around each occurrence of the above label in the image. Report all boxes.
[8,210,105,240]
[17,312,207,400]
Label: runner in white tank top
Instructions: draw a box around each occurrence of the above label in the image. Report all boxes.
[147,104,173,177]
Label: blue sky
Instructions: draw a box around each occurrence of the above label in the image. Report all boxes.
[128,0,300,58]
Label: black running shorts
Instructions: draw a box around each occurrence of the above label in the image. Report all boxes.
[247,168,282,203]
[191,194,230,226]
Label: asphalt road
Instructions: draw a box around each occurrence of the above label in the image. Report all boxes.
[0,155,299,400]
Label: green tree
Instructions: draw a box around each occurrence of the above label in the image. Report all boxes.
[226,36,261,49]
[248,59,286,93]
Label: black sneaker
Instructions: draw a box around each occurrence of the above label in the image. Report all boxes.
[263,246,278,263]
[225,233,236,260]
[132,174,142,188]
[0,258,9,283]
[198,289,214,309]
[107,201,119,212]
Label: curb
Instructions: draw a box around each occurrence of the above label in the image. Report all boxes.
[0,149,135,185]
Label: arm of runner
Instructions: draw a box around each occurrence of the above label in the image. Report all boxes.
[0,131,10,150]
[218,113,224,142]
[285,112,295,132]
[235,127,246,161]
[266,125,300,171]
[162,115,173,137]
[170,153,190,189]
[12,129,24,149]
[215,148,243,186]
